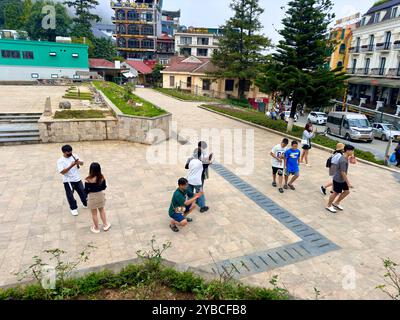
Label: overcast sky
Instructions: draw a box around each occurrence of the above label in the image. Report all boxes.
[79,0,375,44]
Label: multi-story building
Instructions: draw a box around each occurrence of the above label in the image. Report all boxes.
[111,0,163,60]
[0,39,88,81]
[328,13,360,71]
[156,33,174,65]
[174,27,223,58]
[347,0,400,113]
[161,10,180,36]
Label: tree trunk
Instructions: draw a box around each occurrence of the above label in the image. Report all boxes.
[287,99,298,132]
[238,79,246,99]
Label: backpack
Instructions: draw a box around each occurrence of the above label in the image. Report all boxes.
[326,156,332,168]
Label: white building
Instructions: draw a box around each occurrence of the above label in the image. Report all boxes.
[347,0,400,113]
[174,27,223,58]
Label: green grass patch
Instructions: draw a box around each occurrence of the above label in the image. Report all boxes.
[203,105,385,166]
[54,110,106,119]
[155,88,219,102]
[94,81,166,117]
[0,262,289,300]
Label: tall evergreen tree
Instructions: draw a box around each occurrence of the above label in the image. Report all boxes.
[0,0,16,27]
[64,0,101,38]
[211,0,271,98]
[3,1,24,29]
[256,0,346,131]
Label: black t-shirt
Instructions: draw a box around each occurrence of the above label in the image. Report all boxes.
[85,179,107,194]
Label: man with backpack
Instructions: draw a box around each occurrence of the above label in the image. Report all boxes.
[320,143,345,196]
[326,144,355,213]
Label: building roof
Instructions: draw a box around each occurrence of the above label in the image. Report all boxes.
[89,58,116,69]
[366,0,400,14]
[158,33,174,41]
[0,38,88,48]
[163,56,218,74]
[125,60,153,74]
[162,10,181,18]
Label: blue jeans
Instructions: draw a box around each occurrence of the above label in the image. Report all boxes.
[188,184,206,208]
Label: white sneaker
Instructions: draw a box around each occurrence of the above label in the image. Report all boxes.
[70,209,79,216]
[333,203,344,211]
[326,206,337,213]
[82,205,88,209]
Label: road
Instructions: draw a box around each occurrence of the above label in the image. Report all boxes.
[296,116,396,161]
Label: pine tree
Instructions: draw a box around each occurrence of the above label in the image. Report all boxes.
[64,0,101,39]
[256,0,346,131]
[211,0,271,98]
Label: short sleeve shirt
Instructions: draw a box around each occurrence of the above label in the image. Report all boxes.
[285,148,301,173]
[168,188,194,217]
[271,144,287,169]
[333,156,349,183]
[57,154,81,183]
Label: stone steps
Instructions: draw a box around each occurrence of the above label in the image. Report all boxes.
[0,113,41,145]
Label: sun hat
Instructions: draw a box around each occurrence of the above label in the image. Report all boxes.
[336,143,345,151]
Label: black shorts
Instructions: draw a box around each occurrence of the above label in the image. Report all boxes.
[333,180,349,194]
[272,167,284,176]
[302,145,312,150]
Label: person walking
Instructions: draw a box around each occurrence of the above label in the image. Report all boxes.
[326,145,355,213]
[300,123,316,166]
[320,143,345,196]
[84,163,111,234]
[270,138,289,193]
[57,145,87,216]
[187,148,209,213]
[284,141,301,190]
[198,141,213,186]
[169,178,203,233]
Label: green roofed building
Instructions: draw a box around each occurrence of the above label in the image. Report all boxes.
[0,39,89,81]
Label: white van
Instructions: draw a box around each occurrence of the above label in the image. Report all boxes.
[326,112,373,143]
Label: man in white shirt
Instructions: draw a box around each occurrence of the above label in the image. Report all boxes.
[270,138,289,193]
[57,145,87,216]
[187,148,209,213]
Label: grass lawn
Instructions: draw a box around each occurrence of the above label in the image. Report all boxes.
[54,110,106,119]
[203,105,385,165]
[94,81,166,117]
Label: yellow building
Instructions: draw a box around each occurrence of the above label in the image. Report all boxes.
[329,14,360,71]
[161,56,267,99]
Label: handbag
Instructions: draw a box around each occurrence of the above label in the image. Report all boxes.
[389,152,397,163]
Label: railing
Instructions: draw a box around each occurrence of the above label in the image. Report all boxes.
[376,42,391,51]
[355,68,369,75]
[347,68,356,74]
[387,68,400,77]
[371,68,386,76]
[349,46,360,53]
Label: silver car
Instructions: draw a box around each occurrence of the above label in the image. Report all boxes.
[372,123,400,142]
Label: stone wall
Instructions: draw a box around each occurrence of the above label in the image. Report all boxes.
[38,117,119,143]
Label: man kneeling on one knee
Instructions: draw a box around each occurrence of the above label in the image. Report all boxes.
[169,178,204,233]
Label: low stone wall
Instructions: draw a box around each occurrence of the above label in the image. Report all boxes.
[38,116,119,143]
[39,91,171,145]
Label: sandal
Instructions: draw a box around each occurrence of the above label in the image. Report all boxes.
[170,224,179,233]
[103,224,112,232]
[90,226,100,234]
[288,184,296,190]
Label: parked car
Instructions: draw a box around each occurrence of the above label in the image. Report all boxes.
[326,112,373,143]
[307,112,328,125]
[372,123,400,142]
[280,111,299,122]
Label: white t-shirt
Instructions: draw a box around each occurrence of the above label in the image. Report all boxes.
[187,158,203,186]
[271,144,287,169]
[57,154,82,183]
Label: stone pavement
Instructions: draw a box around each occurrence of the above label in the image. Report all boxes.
[0,87,399,300]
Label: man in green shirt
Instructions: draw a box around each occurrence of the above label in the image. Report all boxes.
[169,178,203,232]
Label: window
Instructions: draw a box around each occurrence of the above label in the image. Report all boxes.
[116,10,125,20]
[337,61,343,68]
[51,74,58,78]
[118,38,126,47]
[73,75,80,79]
[339,43,346,53]
[197,48,208,57]
[351,59,357,72]
[31,73,39,79]
[1,50,20,58]
[361,17,366,26]
[22,51,34,59]
[146,13,153,22]
[128,24,140,35]
[142,26,154,35]
[180,48,191,56]
[225,79,234,92]
[365,58,370,74]
[340,29,345,40]
[373,12,380,23]
[142,39,154,49]
[391,7,398,19]
[187,77,192,88]
[180,37,192,45]
[72,53,79,58]
[128,39,140,48]
[117,24,126,34]
[169,76,175,87]
[379,57,386,75]
[202,79,211,91]
[127,11,138,21]
[385,31,391,45]
[197,37,209,45]
[244,80,251,92]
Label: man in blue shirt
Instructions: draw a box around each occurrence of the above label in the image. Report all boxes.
[284,141,301,190]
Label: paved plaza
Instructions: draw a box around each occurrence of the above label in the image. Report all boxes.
[0,88,399,299]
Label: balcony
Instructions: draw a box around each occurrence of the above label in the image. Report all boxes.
[110,1,155,9]
[360,44,375,53]
[349,46,360,54]
[376,42,391,51]
[370,68,386,76]
[347,68,356,74]
[387,68,400,78]
[355,68,370,75]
